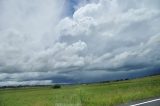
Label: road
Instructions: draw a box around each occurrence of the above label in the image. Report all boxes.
[120,97,160,106]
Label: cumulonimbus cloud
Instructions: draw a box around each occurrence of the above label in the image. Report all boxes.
[0,0,160,85]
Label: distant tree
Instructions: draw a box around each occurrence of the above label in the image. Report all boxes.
[52,84,61,89]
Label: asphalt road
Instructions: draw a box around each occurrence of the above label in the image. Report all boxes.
[119,97,160,106]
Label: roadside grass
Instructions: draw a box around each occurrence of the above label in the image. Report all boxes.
[0,75,160,106]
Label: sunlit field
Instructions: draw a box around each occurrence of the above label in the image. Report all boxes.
[0,75,160,106]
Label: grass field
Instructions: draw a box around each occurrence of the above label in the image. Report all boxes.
[0,75,160,106]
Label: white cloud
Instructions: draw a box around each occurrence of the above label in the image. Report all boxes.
[0,0,160,85]
[0,80,52,87]
[57,0,160,72]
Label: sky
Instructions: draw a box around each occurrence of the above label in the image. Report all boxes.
[0,0,160,86]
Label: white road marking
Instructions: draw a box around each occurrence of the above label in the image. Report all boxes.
[130,98,160,106]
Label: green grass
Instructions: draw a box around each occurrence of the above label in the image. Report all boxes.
[0,75,160,106]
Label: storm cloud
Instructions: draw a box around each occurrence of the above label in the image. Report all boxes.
[0,0,160,86]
